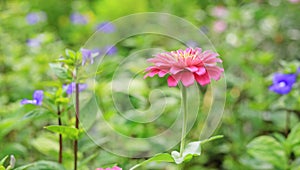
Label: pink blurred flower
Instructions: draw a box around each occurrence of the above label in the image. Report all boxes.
[288,0,300,3]
[211,6,228,18]
[96,166,122,170]
[144,48,224,87]
[213,20,227,33]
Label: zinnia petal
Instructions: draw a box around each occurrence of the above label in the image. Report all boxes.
[194,72,211,86]
[181,72,195,87]
[167,75,179,87]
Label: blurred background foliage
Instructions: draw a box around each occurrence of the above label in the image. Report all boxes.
[0,0,300,169]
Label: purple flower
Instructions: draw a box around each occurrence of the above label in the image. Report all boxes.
[21,90,44,105]
[104,45,117,55]
[297,67,300,74]
[269,73,297,94]
[26,12,47,25]
[26,38,41,47]
[81,48,100,65]
[63,83,87,95]
[70,12,88,25]
[96,22,115,33]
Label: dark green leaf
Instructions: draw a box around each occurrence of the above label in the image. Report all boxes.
[247,136,288,169]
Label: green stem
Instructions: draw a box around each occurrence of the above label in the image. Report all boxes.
[179,85,187,157]
[57,105,63,164]
[285,111,290,137]
[74,83,79,170]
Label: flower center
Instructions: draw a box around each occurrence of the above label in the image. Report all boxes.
[278,81,287,87]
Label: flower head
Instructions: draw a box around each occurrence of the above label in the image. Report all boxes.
[26,38,42,47]
[81,48,100,65]
[70,12,88,25]
[144,48,224,87]
[104,45,117,55]
[63,83,87,95]
[96,22,115,33]
[211,6,228,18]
[213,20,227,33]
[21,90,44,105]
[26,12,47,25]
[269,73,296,95]
[96,166,122,170]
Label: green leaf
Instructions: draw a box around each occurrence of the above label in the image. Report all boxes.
[287,123,300,148]
[65,49,76,59]
[14,160,65,170]
[55,97,70,104]
[129,153,174,170]
[23,109,46,119]
[171,141,201,164]
[44,125,79,140]
[172,135,223,164]
[0,155,8,165]
[0,166,5,170]
[247,136,288,169]
[49,63,70,80]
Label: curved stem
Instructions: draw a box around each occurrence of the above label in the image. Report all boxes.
[57,105,63,164]
[179,85,187,157]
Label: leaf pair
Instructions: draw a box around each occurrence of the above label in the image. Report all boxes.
[130,135,223,169]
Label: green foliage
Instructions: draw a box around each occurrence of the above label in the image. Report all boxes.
[14,161,65,170]
[247,136,288,169]
[45,125,80,140]
[0,0,300,169]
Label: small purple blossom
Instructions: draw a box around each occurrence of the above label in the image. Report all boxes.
[21,90,44,105]
[104,45,117,55]
[26,38,41,47]
[81,48,100,65]
[70,12,88,25]
[96,22,115,33]
[26,12,47,25]
[269,73,297,95]
[63,83,87,95]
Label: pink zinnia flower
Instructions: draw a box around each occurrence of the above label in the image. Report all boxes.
[96,166,122,170]
[144,48,224,87]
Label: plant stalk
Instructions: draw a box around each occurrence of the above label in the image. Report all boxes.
[57,105,63,164]
[285,111,290,136]
[179,85,187,157]
[74,83,79,170]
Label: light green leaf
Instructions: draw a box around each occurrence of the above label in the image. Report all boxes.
[49,63,70,80]
[287,123,300,148]
[171,141,201,164]
[65,49,76,59]
[44,125,79,140]
[129,153,174,170]
[171,135,223,164]
[14,160,65,170]
[55,97,70,104]
[0,155,8,165]
[247,136,288,169]
[0,166,5,170]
